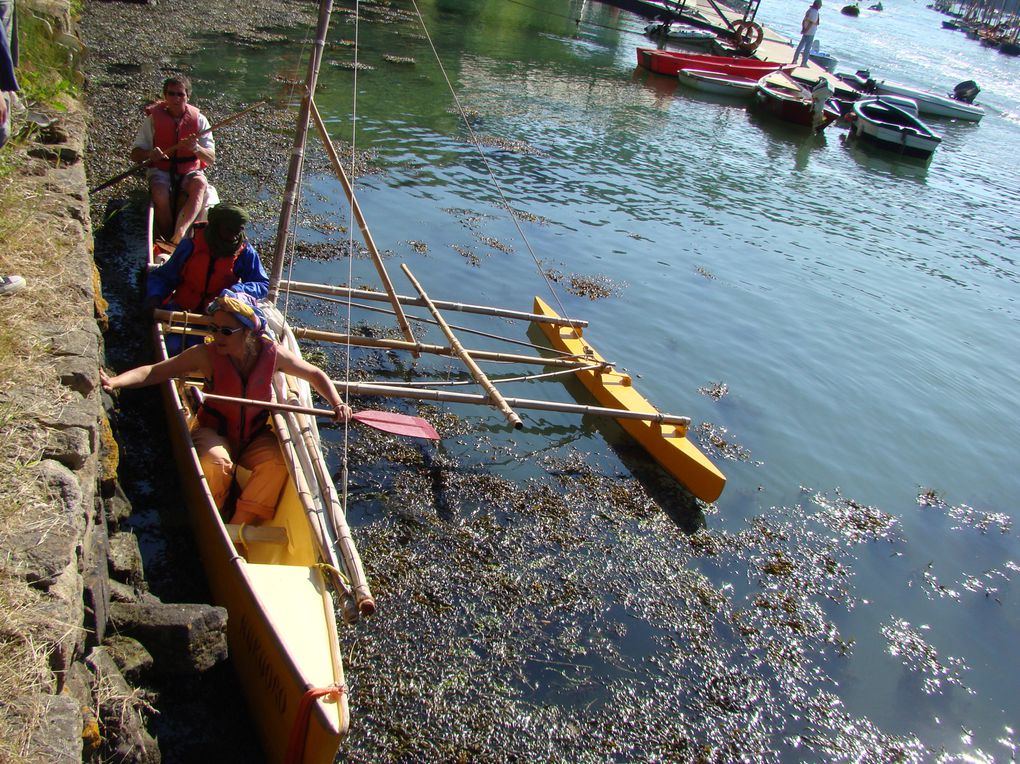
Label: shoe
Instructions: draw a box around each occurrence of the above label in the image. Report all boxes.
[0,275,26,296]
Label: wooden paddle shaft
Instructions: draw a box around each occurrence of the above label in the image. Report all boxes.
[332,380,693,429]
[191,387,334,418]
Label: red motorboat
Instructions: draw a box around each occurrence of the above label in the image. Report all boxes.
[637,47,781,78]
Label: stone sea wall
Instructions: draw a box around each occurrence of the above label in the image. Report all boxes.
[2,1,230,761]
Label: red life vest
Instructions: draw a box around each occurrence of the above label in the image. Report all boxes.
[171,228,240,312]
[197,338,278,452]
[150,102,206,175]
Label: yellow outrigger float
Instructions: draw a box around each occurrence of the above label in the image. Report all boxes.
[533,297,726,503]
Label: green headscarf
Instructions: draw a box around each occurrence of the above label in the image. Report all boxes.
[205,203,249,259]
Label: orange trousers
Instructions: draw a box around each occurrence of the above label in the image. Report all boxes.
[192,427,289,524]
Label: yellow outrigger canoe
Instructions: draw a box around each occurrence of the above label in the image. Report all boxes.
[148,235,357,764]
[533,297,726,502]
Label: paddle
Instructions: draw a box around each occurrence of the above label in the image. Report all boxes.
[89,100,269,194]
[188,387,441,440]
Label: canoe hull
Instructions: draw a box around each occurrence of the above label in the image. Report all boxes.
[156,344,348,764]
[533,297,725,503]
[638,47,780,79]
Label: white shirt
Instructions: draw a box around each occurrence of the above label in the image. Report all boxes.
[803,6,820,34]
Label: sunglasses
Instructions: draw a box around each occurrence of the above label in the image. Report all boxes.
[210,325,244,337]
[165,90,188,97]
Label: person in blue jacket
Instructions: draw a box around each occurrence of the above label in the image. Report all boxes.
[145,203,269,354]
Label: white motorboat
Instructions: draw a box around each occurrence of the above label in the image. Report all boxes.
[850,96,943,158]
[837,71,984,121]
[872,80,984,121]
[644,22,717,44]
[677,68,757,97]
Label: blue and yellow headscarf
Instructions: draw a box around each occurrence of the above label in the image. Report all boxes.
[206,289,267,335]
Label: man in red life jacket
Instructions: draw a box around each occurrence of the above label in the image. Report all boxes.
[145,203,269,354]
[130,74,215,245]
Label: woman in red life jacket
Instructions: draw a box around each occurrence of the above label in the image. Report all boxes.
[101,290,352,524]
[130,74,215,245]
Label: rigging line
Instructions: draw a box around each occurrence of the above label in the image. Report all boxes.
[370,362,607,388]
[286,289,582,358]
[407,0,582,335]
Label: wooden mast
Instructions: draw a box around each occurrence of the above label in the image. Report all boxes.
[268,0,335,301]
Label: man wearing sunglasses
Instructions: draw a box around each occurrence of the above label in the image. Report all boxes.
[144,203,269,354]
[130,74,216,246]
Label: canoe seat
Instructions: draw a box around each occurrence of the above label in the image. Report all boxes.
[225,523,289,546]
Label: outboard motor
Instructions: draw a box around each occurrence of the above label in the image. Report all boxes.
[953,80,980,103]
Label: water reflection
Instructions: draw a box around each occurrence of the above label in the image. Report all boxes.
[841,133,932,183]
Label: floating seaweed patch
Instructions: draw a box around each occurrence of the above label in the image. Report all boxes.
[696,265,717,279]
[565,274,622,300]
[450,244,480,266]
[698,381,728,400]
[510,208,548,225]
[947,503,1012,534]
[406,240,428,255]
[880,618,970,695]
[468,134,549,156]
[383,55,416,64]
[919,561,961,601]
[916,489,1011,534]
[811,489,898,544]
[695,422,758,463]
[477,235,513,255]
[917,486,946,508]
[329,60,374,71]
[293,238,369,262]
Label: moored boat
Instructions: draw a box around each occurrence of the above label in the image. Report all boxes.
[644,21,717,43]
[849,96,942,158]
[752,70,840,130]
[677,67,758,97]
[836,70,984,121]
[532,297,726,503]
[638,47,781,78]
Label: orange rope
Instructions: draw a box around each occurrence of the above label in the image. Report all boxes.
[283,684,346,764]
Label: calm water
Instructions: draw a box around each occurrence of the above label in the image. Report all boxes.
[187,0,1019,759]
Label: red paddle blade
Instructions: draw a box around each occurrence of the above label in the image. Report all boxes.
[352,410,441,440]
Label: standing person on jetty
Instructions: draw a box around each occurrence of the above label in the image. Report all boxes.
[130,74,216,247]
[793,0,822,67]
[100,290,352,525]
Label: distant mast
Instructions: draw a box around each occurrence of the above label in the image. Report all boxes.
[268,0,335,301]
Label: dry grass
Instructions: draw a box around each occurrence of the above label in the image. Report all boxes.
[0,141,87,761]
